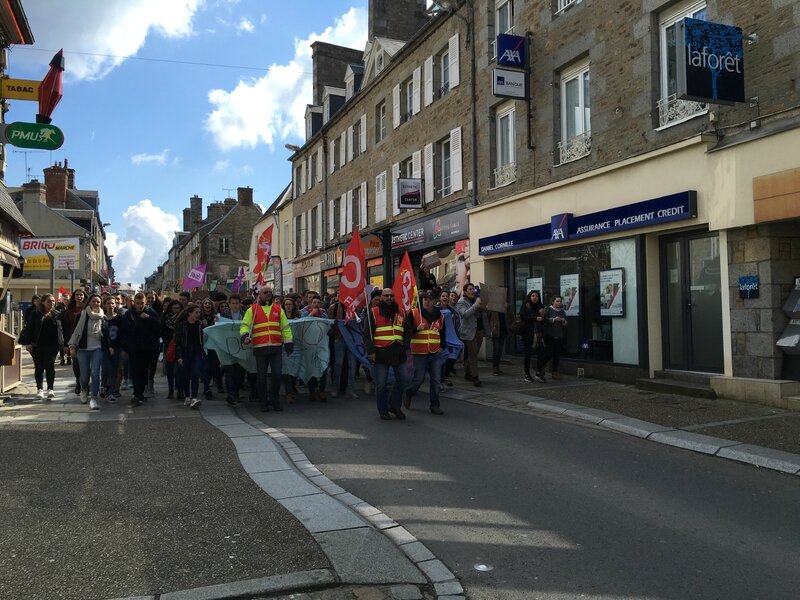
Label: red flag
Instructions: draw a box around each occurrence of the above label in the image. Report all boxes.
[393,251,418,313]
[253,224,274,276]
[338,228,366,319]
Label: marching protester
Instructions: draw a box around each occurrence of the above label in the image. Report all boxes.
[404,290,446,415]
[280,296,301,403]
[67,294,109,410]
[302,294,329,402]
[222,294,246,407]
[60,288,87,394]
[438,290,456,388]
[455,283,490,387]
[201,297,221,398]
[161,299,182,399]
[121,292,160,407]
[536,294,568,383]
[519,290,544,383]
[363,288,409,421]
[240,286,293,412]
[23,294,63,400]
[101,295,124,403]
[329,293,359,400]
[488,296,514,376]
[174,302,205,409]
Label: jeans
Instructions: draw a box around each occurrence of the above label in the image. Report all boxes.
[128,352,149,400]
[182,351,206,399]
[102,351,120,396]
[373,362,407,415]
[77,348,104,398]
[407,352,444,407]
[256,351,282,408]
[332,338,356,394]
[225,363,245,400]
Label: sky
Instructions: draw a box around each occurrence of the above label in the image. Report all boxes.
[6,0,369,285]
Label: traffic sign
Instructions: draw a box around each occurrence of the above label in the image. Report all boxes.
[0,122,64,150]
[0,78,40,101]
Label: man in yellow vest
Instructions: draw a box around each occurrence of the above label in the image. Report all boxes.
[240,286,293,412]
[404,290,446,415]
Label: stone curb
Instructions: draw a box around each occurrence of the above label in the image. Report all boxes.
[159,569,336,599]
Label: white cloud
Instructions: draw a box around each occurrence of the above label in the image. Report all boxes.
[18,0,202,81]
[131,149,170,165]
[237,17,255,33]
[106,200,180,282]
[213,159,230,171]
[204,7,367,150]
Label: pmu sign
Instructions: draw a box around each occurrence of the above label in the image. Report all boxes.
[0,122,65,150]
[496,33,527,69]
[676,18,745,105]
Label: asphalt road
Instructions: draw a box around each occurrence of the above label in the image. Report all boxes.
[255,392,800,600]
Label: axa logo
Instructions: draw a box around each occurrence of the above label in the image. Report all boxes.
[499,49,522,64]
[551,228,565,241]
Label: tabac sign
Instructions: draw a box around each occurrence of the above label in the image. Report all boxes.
[0,78,40,101]
[676,18,745,105]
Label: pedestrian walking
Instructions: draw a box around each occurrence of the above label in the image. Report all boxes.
[455,283,490,387]
[174,303,206,409]
[280,296,300,403]
[101,295,123,403]
[489,298,514,375]
[120,292,161,406]
[68,294,109,410]
[405,290,446,415]
[536,295,568,383]
[328,295,360,400]
[201,297,221,398]
[161,299,182,399]
[222,294,246,406]
[303,294,329,402]
[240,286,294,412]
[24,294,63,400]
[363,288,410,421]
[519,290,544,382]
[60,289,87,395]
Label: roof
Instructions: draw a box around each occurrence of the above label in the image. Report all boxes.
[374,37,407,58]
[0,184,32,235]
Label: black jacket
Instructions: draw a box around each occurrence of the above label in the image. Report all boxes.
[121,306,161,353]
[27,310,64,351]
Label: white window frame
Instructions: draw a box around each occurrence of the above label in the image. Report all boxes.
[491,0,515,58]
[405,79,414,122]
[376,101,387,142]
[441,139,452,198]
[440,50,450,98]
[657,0,708,128]
[555,0,582,16]
[494,102,516,187]
[558,59,591,164]
[218,237,230,255]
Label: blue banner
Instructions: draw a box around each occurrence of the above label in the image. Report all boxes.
[441,309,463,361]
[283,317,333,383]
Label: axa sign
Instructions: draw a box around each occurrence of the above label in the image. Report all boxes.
[496,33,527,68]
[1,122,65,150]
[676,18,745,105]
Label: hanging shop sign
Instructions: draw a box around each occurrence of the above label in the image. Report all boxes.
[676,18,745,105]
[391,208,468,251]
[0,121,64,150]
[492,68,528,100]
[479,191,697,256]
[496,33,527,69]
[0,78,40,101]
[397,178,424,209]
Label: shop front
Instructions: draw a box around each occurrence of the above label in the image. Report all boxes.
[322,234,384,294]
[291,251,321,296]
[390,206,469,294]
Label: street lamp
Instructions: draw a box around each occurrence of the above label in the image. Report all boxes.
[284,143,301,153]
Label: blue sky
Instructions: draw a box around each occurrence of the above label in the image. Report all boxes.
[6,0,368,284]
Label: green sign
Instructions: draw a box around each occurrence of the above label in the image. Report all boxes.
[1,122,64,150]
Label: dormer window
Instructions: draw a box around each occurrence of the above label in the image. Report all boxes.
[376,51,385,73]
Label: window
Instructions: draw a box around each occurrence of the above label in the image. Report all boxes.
[405,79,414,123]
[494,103,516,186]
[440,50,450,98]
[401,157,413,178]
[558,60,591,164]
[352,186,360,228]
[491,0,514,58]
[376,101,387,143]
[555,0,582,15]
[353,120,361,158]
[295,165,303,196]
[332,197,340,238]
[310,205,318,249]
[310,152,317,187]
[376,50,384,74]
[441,138,452,197]
[283,220,289,258]
[658,1,708,127]
[332,137,341,171]
[294,216,302,257]
[218,237,230,255]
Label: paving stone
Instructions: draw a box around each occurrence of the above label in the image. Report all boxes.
[301,466,324,477]
[526,399,579,414]
[366,512,398,530]
[336,492,364,506]
[320,483,347,495]
[159,569,336,600]
[599,417,675,439]
[280,493,367,533]
[436,596,465,600]
[313,529,426,585]
[203,414,243,426]
[216,423,262,438]
[353,503,382,518]
[231,435,279,453]
[648,430,740,455]
[389,584,423,600]
[382,526,417,546]
[434,581,463,596]
[416,559,454,583]
[399,541,435,564]
[250,469,321,499]
[717,444,800,474]
[563,407,622,424]
[239,451,292,474]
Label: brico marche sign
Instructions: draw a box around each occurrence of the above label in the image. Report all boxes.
[0,122,64,150]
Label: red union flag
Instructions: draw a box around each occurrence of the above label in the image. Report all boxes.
[338,228,366,319]
[253,224,274,276]
[393,251,418,313]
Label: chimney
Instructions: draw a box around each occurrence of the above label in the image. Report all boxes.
[237,186,253,206]
[43,162,68,208]
[189,195,202,228]
[207,201,226,222]
[369,0,428,42]
[182,207,192,232]
[21,179,47,204]
[64,158,76,189]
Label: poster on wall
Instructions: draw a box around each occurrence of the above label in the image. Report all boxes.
[560,274,580,316]
[599,269,624,317]
[526,277,543,296]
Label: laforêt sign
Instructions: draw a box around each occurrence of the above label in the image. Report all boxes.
[0,122,64,150]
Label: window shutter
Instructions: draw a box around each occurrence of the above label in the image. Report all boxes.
[392,162,400,216]
[424,143,434,205]
[412,66,421,114]
[412,150,421,179]
[392,84,401,129]
[449,33,460,88]
[340,193,347,236]
[346,190,354,233]
[300,212,307,254]
[305,158,311,190]
[376,172,387,222]
[316,202,322,248]
[360,114,367,153]
[329,139,335,173]
[328,199,335,240]
[347,126,354,162]
[300,161,306,193]
[360,181,368,228]
[450,127,463,192]
[340,131,347,166]
[424,56,434,107]
[316,149,323,182]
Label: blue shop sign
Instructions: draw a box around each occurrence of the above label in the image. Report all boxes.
[739,275,759,299]
[496,33,527,69]
[479,191,697,256]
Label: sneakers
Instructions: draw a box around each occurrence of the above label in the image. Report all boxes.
[99,387,106,399]
[36,388,45,399]
[46,390,55,400]
[89,398,99,410]
[121,379,130,390]
[129,397,143,407]
[184,397,192,407]
[430,406,444,415]
[388,405,406,420]
[473,378,482,387]
[189,398,202,409]
[524,375,534,383]
[74,382,81,395]
[105,395,117,404]
[534,373,546,384]
[79,390,88,404]
[444,378,453,387]
[379,412,391,420]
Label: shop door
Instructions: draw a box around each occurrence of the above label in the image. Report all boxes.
[661,232,724,373]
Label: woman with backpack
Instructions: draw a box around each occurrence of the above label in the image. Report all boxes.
[68,294,109,410]
[23,294,63,400]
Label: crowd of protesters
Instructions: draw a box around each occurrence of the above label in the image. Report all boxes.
[19,275,563,418]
